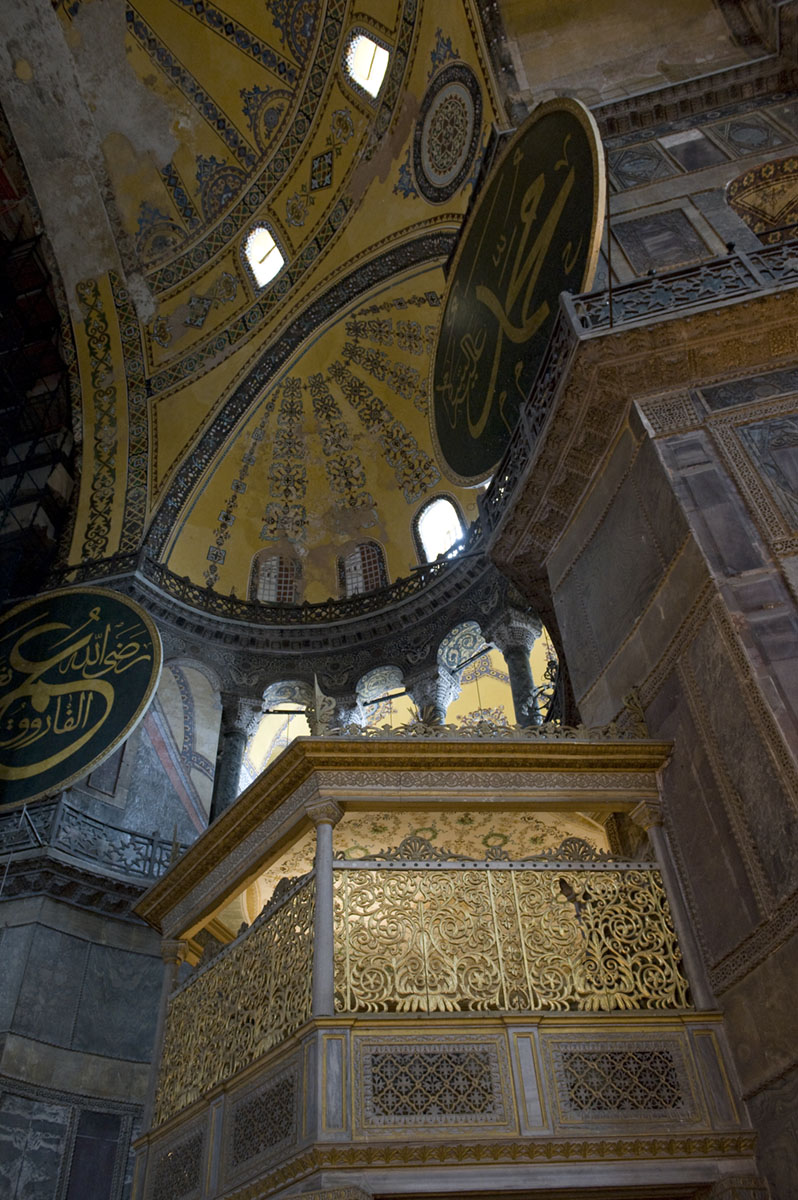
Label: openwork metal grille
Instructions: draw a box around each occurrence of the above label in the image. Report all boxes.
[0,797,187,879]
[334,867,689,1014]
[151,1131,203,1200]
[561,1047,681,1112]
[230,1071,297,1168]
[368,1047,498,1120]
[154,876,314,1124]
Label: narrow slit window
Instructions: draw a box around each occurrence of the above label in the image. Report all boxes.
[345,34,390,97]
[244,226,284,288]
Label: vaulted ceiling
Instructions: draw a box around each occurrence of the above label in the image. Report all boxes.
[0,0,756,605]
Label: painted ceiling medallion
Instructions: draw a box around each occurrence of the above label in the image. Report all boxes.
[414,63,482,203]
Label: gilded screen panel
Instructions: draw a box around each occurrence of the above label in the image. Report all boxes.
[154,877,314,1125]
[334,868,688,1015]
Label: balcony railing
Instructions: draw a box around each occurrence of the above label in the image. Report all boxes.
[153,839,689,1126]
[0,796,188,881]
[480,239,798,538]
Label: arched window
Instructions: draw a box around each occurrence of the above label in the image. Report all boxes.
[250,553,301,604]
[243,224,284,288]
[414,496,465,563]
[338,540,388,597]
[343,31,390,98]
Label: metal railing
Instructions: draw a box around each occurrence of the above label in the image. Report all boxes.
[480,239,798,536]
[0,796,188,881]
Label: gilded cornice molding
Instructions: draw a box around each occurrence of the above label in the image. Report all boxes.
[134,737,672,936]
[217,1133,758,1200]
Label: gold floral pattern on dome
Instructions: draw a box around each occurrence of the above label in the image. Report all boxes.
[333,868,689,1014]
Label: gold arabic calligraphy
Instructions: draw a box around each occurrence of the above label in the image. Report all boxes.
[0,605,153,780]
[436,132,583,449]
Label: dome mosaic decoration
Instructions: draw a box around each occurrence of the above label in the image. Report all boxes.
[413,62,483,203]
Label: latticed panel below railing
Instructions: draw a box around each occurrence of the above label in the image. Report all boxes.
[153,875,315,1126]
[333,867,689,1014]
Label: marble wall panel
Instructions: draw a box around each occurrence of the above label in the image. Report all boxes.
[645,669,762,963]
[737,415,798,529]
[685,615,798,903]
[746,1064,798,1200]
[65,1109,121,1200]
[0,924,34,1031]
[631,434,689,564]
[13,927,88,1047]
[613,208,709,273]
[553,472,666,698]
[0,1091,71,1200]
[71,944,162,1062]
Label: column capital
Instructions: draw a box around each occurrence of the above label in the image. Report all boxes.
[305,799,343,827]
[631,799,663,831]
[485,606,541,656]
[406,664,460,723]
[219,691,262,737]
[161,938,188,966]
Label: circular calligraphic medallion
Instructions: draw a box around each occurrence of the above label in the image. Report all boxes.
[414,63,482,203]
[0,588,162,809]
[431,97,606,484]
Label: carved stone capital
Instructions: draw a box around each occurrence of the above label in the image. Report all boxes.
[220,692,263,737]
[631,799,663,831]
[406,664,460,720]
[305,799,343,827]
[161,938,188,966]
[485,605,541,656]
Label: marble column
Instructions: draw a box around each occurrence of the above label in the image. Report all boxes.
[486,609,542,726]
[209,693,261,821]
[406,664,460,724]
[631,799,715,1011]
[307,800,342,1018]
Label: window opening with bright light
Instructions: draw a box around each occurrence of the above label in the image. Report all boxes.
[250,554,301,604]
[338,541,388,597]
[243,225,284,288]
[344,33,390,98]
[415,496,465,563]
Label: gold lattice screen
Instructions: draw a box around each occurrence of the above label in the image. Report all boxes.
[333,867,689,1014]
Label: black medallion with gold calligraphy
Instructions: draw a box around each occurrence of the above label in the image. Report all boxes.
[431,97,605,483]
[0,588,162,808]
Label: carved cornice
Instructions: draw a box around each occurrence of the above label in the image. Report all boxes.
[54,551,508,692]
[595,51,796,145]
[217,1132,758,1200]
[0,851,147,920]
[133,737,672,936]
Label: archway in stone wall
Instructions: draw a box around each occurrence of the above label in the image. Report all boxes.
[438,620,559,726]
[355,664,414,728]
[241,680,312,786]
